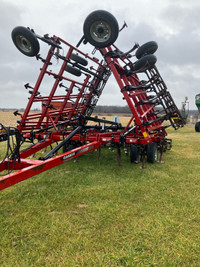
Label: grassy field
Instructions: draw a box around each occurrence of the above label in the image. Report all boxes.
[0,119,200,265]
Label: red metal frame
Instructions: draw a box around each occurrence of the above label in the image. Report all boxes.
[0,32,185,191]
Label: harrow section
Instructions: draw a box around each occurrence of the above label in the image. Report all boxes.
[0,10,185,190]
[17,40,111,136]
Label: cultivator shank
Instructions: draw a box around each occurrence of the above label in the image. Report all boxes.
[0,10,185,190]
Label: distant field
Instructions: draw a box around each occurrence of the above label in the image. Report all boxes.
[0,110,132,127]
[0,110,19,127]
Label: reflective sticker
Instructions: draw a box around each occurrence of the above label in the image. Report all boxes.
[102,138,111,142]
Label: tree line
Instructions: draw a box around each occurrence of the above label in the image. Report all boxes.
[94,105,131,114]
[94,105,200,115]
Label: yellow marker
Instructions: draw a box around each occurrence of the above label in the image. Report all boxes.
[142,131,148,138]
[171,117,178,120]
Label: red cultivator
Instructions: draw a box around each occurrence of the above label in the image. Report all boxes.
[0,10,185,190]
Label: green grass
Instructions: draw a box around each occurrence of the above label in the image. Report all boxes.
[0,125,200,266]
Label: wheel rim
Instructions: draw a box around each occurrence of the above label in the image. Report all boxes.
[90,20,111,43]
[16,35,32,54]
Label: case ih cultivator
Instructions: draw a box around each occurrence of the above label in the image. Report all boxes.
[0,10,185,190]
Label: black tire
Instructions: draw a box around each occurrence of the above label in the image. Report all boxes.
[65,65,82,76]
[131,54,157,73]
[83,10,119,48]
[130,144,138,163]
[146,142,158,163]
[70,53,88,66]
[136,41,158,59]
[195,121,200,132]
[63,143,74,153]
[11,26,40,57]
[63,141,83,153]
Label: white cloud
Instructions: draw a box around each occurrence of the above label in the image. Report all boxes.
[0,0,200,110]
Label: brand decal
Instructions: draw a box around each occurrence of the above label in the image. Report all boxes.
[62,144,95,161]
[62,152,75,161]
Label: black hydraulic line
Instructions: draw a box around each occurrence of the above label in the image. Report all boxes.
[31,114,121,136]
[0,125,22,175]
[84,116,121,126]
[10,128,21,162]
[41,125,82,160]
[84,125,125,130]
[35,118,79,134]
